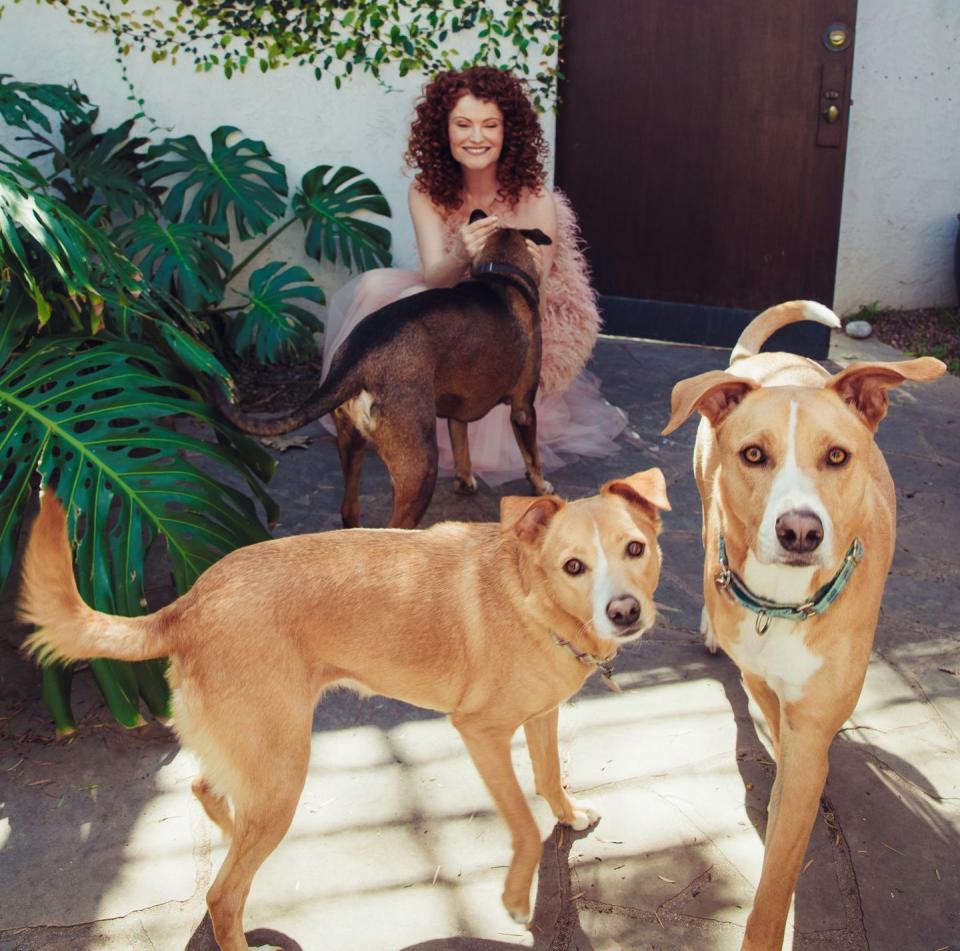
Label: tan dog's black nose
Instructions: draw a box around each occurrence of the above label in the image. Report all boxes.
[776,510,824,553]
[607,595,641,630]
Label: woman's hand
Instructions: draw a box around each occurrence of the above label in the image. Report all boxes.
[457,215,500,263]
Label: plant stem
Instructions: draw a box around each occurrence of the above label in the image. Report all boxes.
[227,216,298,283]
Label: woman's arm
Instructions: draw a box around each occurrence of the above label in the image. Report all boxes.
[409,185,468,288]
[409,184,501,288]
[509,187,558,294]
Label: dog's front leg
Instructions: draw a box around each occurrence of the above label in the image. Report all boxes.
[524,708,600,830]
[447,419,478,494]
[453,714,542,924]
[742,719,832,951]
[509,403,553,496]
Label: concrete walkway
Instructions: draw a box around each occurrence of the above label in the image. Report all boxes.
[1,331,957,951]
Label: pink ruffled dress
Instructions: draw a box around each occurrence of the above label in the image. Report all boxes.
[320,190,627,486]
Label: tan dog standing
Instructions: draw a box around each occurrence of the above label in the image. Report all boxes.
[19,470,670,951]
[662,300,945,950]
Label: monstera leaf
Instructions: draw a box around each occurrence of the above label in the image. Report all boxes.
[145,126,288,240]
[113,216,232,312]
[25,113,160,219]
[230,261,325,363]
[0,171,147,331]
[0,143,48,189]
[293,164,392,271]
[0,335,276,731]
[0,74,92,133]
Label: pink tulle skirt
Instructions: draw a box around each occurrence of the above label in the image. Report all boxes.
[321,268,627,487]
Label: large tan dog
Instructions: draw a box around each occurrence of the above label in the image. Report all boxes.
[662,301,945,950]
[19,470,670,951]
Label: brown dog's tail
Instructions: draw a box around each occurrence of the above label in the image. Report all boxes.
[19,494,171,664]
[211,361,361,437]
[730,300,841,366]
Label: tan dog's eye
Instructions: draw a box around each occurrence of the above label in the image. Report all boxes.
[563,558,586,576]
[625,541,646,558]
[827,447,849,466]
[741,445,766,465]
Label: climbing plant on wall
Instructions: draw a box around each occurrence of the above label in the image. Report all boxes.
[20,0,562,109]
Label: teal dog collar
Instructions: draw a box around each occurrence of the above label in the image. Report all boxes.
[715,534,864,635]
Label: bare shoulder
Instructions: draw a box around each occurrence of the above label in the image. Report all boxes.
[408,182,442,218]
[510,187,558,236]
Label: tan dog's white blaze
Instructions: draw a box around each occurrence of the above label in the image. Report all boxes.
[662,300,945,951]
[19,471,669,950]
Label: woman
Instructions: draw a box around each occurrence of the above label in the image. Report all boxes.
[322,66,626,486]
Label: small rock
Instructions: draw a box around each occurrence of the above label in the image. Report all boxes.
[845,319,873,339]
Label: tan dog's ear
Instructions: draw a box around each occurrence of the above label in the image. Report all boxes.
[829,357,946,430]
[500,495,564,544]
[602,468,671,523]
[661,370,757,435]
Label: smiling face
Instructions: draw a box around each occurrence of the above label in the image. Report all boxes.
[447,93,504,170]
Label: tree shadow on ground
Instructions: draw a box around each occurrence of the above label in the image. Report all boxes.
[720,670,959,950]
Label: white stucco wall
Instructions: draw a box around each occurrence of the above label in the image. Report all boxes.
[0,2,956,315]
[0,1,557,303]
[835,0,960,313]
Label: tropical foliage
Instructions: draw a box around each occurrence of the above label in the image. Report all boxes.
[0,75,392,732]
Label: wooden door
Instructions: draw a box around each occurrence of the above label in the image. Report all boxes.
[555,1,858,357]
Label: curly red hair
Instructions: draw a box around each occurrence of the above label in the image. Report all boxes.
[405,66,548,214]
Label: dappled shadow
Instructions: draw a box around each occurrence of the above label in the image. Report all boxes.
[719,661,960,949]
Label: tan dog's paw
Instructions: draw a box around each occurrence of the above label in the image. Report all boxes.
[527,475,555,496]
[503,896,532,926]
[563,797,601,831]
[453,474,478,495]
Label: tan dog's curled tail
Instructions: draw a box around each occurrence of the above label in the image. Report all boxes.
[19,493,170,665]
[730,300,840,365]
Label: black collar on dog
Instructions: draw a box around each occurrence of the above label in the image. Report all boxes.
[473,262,541,310]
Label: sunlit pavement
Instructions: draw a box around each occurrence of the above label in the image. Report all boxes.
[2,331,957,950]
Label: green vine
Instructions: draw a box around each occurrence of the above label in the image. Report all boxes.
[23,1,562,110]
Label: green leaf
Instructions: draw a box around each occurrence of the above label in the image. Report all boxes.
[34,114,161,219]
[0,336,273,600]
[0,74,93,133]
[230,261,325,363]
[113,217,232,312]
[144,126,288,240]
[293,165,392,272]
[0,283,37,367]
[0,171,149,332]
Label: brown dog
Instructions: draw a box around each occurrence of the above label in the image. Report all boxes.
[20,469,670,951]
[214,213,553,529]
[662,301,945,950]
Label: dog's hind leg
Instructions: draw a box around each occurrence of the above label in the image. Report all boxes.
[524,708,600,831]
[508,400,554,496]
[384,448,438,528]
[192,777,234,837]
[204,713,311,951]
[453,713,542,925]
[377,402,438,528]
[334,408,367,528]
[447,419,478,494]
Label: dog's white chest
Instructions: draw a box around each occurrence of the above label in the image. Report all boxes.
[727,618,823,704]
[724,555,824,704]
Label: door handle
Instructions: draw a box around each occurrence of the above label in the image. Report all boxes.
[822,104,840,123]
